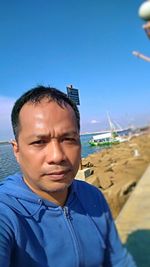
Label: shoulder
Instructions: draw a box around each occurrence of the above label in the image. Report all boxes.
[0,193,17,217]
[73,179,104,198]
[73,180,109,214]
[0,172,22,190]
[0,195,18,239]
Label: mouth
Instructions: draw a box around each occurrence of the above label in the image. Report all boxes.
[44,169,71,181]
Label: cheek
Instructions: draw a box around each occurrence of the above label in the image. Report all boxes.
[67,147,81,165]
[18,151,42,168]
[18,154,42,179]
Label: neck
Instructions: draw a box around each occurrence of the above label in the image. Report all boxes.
[39,190,69,206]
[23,178,69,206]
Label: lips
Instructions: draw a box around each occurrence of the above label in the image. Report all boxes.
[50,170,68,175]
[44,169,71,181]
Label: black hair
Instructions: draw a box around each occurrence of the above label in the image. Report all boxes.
[11,85,80,140]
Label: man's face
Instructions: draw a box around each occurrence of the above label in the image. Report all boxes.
[12,99,81,203]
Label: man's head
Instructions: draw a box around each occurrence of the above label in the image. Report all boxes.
[11,85,80,141]
[11,86,81,205]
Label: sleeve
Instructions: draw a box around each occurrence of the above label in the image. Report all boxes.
[0,208,15,267]
[102,199,137,267]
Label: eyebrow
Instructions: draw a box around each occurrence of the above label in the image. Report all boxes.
[29,131,79,139]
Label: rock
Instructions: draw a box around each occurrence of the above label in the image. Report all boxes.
[97,175,113,190]
[87,175,100,188]
[119,181,137,197]
[85,133,150,218]
[81,160,94,168]
[105,166,114,172]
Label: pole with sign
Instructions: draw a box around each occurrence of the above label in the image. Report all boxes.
[66,85,80,106]
[66,85,82,169]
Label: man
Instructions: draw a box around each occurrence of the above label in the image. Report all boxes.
[0,86,136,266]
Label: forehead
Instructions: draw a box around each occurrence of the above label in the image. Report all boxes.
[19,99,77,131]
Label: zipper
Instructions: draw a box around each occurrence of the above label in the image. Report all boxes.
[63,206,70,219]
[62,206,81,267]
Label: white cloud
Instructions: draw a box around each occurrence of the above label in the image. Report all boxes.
[0,96,16,140]
[0,96,15,116]
[90,119,99,124]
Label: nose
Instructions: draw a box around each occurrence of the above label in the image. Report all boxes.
[45,139,66,164]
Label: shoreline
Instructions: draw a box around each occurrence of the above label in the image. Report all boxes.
[81,131,150,218]
[0,141,10,145]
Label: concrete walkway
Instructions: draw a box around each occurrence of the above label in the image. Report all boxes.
[116,165,150,267]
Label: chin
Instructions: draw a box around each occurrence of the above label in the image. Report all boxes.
[46,182,71,193]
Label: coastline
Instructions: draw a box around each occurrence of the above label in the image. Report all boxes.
[81,131,150,218]
[0,141,10,145]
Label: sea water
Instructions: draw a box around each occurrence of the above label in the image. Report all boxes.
[0,134,102,181]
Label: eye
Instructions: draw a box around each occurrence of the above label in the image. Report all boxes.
[62,137,79,144]
[31,140,47,146]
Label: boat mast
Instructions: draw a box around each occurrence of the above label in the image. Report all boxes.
[107,112,116,134]
[107,112,122,137]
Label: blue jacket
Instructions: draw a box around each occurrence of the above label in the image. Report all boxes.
[0,173,136,267]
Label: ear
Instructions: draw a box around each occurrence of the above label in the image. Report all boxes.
[11,139,20,163]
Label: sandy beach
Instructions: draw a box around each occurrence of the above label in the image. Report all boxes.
[81,130,150,219]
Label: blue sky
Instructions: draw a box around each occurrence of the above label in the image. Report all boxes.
[0,0,150,140]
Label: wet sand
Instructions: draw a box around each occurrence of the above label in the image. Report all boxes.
[81,131,150,218]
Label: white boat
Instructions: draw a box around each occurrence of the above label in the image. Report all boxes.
[89,132,119,146]
[89,114,130,147]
